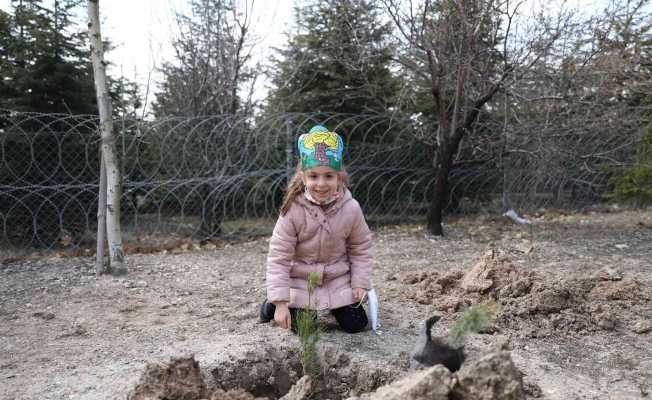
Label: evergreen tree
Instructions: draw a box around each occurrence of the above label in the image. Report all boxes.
[0,9,18,103]
[1,0,96,113]
[266,0,399,114]
[0,0,142,247]
[0,0,141,116]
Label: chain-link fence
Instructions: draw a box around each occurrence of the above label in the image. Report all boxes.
[1,108,650,249]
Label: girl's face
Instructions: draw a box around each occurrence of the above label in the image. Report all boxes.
[303,166,340,203]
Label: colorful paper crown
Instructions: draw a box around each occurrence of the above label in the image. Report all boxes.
[298,125,343,171]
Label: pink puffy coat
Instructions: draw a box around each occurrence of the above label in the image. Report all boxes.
[266,189,373,310]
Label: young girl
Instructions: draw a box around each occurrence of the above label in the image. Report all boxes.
[260,125,372,334]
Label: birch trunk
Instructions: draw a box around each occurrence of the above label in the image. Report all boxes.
[95,151,107,276]
[87,0,126,275]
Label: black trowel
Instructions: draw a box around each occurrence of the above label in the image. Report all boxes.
[411,315,466,372]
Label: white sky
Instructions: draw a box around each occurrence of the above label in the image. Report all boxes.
[1,0,641,115]
[0,0,296,114]
[99,0,295,112]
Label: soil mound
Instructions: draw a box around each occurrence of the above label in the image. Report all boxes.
[349,350,524,400]
[128,355,263,400]
[403,249,536,312]
[402,249,651,337]
[129,350,527,400]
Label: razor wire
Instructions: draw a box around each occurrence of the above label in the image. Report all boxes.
[501,102,651,212]
[0,107,649,249]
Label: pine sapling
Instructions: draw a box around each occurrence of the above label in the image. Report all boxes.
[448,302,498,348]
[297,272,321,377]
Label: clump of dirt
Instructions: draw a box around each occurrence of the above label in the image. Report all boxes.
[403,249,537,312]
[451,350,525,400]
[129,349,529,400]
[210,390,261,400]
[499,274,649,338]
[402,249,651,337]
[280,375,313,400]
[129,344,405,400]
[350,365,454,400]
[349,350,525,400]
[128,355,259,400]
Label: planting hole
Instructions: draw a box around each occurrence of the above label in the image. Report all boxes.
[128,344,403,400]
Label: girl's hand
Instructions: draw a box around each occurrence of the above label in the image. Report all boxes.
[273,302,292,330]
[353,288,367,303]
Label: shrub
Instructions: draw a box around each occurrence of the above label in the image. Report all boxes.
[607,123,652,206]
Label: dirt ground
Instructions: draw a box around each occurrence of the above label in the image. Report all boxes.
[1,207,651,400]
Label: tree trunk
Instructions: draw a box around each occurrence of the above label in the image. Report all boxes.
[428,128,467,236]
[88,0,126,275]
[428,146,451,236]
[95,151,107,276]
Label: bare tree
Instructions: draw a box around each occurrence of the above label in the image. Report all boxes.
[88,0,126,274]
[497,0,652,209]
[383,0,572,235]
[154,0,257,117]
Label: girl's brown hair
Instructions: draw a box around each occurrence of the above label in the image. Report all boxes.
[280,162,350,216]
